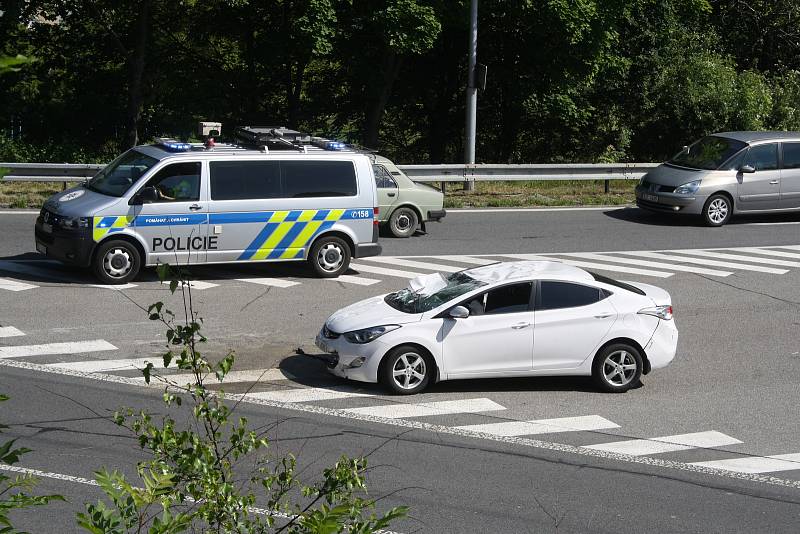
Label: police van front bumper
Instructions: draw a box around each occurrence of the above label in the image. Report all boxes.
[34,213,94,267]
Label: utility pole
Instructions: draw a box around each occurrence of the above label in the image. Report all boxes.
[464,0,478,191]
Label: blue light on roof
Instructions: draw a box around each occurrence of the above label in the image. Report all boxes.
[322,141,346,151]
[157,139,192,152]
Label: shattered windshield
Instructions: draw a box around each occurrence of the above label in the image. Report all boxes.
[85,149,158,197]
[384,271,488,314]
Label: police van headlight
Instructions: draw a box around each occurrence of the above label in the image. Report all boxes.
[58,216,91,229]
[343,325,400,344]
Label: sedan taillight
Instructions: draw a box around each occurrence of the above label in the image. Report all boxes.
[638,305,673,320]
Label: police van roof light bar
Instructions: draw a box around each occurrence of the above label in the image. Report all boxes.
[155,138,192,152]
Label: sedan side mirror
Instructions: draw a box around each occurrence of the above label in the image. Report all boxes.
[449,306,470,319]
[740,164,756,174]
[129,186,158,205]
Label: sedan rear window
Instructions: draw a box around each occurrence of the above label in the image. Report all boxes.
[590,272,645,295]
[385,272,487,313]
[668,136,746,170]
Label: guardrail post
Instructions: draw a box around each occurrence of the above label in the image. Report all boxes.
[604,179,609,194]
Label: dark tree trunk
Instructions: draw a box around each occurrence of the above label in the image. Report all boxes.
[126,0,151,147]
[363,52,403,149]
[286,56,308,128]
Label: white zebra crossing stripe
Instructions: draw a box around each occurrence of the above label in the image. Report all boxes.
[0,278,38,291]
[349,263,422,279]
[246,386,373,403]
[325,275,381,286]
[455,415,619,436]
[343,398,505,419]
[361,257,464,273]
[46,357,153,372]
[135,368,294,385]
[619,251,789,274]
[0,326,25,338]
[582,431,742,456]
[0,340,117,359]
[691,453,800,474]
[428,255,499,265]
[236,277,300,288]
[736,247,800,260]
[562,252,733,277]
[505,254,673,278]
[88,283,137,290]
[674,249,800,268]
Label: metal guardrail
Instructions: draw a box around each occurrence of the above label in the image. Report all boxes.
[0,162,659,191]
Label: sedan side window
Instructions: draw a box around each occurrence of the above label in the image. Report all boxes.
[744,144,778,171]
[537,281,604,311]
[464,282,533,316]
[373,165,398,189]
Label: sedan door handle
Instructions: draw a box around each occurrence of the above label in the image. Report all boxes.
[188,204,202,211]
[594,314,613,319]
[769,180,779,185]
[387,192,396,197]
[511,322,531,329]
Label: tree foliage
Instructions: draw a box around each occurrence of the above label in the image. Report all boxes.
[1,0,798,164]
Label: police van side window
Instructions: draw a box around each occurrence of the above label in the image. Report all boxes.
[282,161,357,197]
[144,162,201,202]
[210,161,281,200]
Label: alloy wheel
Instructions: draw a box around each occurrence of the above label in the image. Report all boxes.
[707,198,729,224]
[602,350,638,387]
[392,352,427,390]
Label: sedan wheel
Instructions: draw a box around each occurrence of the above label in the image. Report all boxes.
[388,207,419,238]
[592,343,643,393]
[381,345,433,395]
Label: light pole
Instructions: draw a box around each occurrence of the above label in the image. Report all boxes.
[464,0,478,191]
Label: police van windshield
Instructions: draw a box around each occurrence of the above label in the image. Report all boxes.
[85,150,158,197]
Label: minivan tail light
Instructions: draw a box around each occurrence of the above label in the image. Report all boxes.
[638,305,673,320]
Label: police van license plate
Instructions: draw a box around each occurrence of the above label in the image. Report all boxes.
[641,193,658,202]
[36,242,47,254]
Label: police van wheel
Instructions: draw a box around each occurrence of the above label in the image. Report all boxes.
[388,207,418,238]
[92,240,141,285]
[308,237,350,278]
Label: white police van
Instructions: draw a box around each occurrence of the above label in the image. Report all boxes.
[34,127,381,284]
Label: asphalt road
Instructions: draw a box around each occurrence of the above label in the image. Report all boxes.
[2,206,800,532]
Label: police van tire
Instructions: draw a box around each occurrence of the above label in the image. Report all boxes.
[92,240,141,285]
[308,236,351,278]
[388,207,418,238]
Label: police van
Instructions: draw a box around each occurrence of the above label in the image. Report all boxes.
[34,127,381,284]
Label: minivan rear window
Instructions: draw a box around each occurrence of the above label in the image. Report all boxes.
[668,136,747,170]
[283,161,357,198]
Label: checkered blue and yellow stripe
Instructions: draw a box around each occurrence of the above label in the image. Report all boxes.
[93,216,135,242]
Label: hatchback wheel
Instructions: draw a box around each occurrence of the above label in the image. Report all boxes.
[92,239,141,285]
[703,194,732,227]
[308,236,351,277]
[592,343,643,393]
[381,345,433,395]
[388,207,419,238]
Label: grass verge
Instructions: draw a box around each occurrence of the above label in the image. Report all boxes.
[0,181,81,209]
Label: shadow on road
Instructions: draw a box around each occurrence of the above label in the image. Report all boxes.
[604,206,800,227]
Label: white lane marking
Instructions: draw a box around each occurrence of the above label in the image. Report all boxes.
[505,254,673,278]
[691,453,800,474]
[0,277,38,291]
[562,252,732,277]
[87,283,138,290]
[582,431,742,456]
[427,255,499,265]
[776,245,800,251]
[46,357,153,372]
[0,340,117,359]
[135,368,294,385]
[0,326,25,338]
[739,221,800,226]
[344,398,505,419]
[674,249,800,268]
[0,210,40,215]
[451,207,618,213]
[349,263,422,279]
[360,256,464,273]
[620,251,789,274]
[456,415,619,436]
[246,386,373,403]
[736,247,800,260]
[326,274,381,286]
[161,280,219,290]
[3,358,800,491]
[236,277,300,288]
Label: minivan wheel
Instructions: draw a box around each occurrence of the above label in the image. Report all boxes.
[388,207,418,238]
[703,194,732,226]
[591,343,643,393]
[92,240,141,285]
[308,236,351,277]
[381,345,433,395]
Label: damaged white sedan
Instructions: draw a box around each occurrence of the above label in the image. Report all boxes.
[315,261,677,395]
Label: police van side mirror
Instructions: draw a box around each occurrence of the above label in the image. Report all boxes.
[129,186,158,205]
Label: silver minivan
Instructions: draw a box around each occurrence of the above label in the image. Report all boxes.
[34,136,381,284]
[635,131,800,226]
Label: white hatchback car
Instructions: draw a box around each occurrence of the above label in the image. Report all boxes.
[315,261,678,394]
